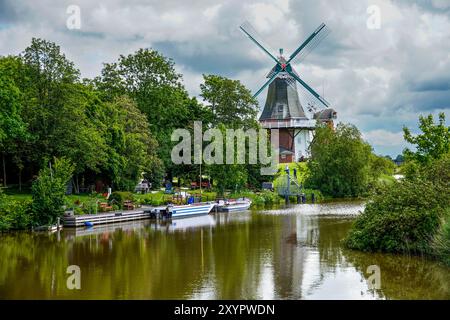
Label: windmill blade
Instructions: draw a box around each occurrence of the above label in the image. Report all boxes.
[254,69,281,97]
[297,82,323,114]
[287,23,330,65]
[239,21,279,65]
[287,69,330,108]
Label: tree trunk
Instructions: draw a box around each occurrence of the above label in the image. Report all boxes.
[2,153,6,188]
[19,168,22,192]
[75,175,80,194]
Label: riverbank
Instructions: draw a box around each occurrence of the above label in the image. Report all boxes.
[345,155,450,266]
[0,186,328,232]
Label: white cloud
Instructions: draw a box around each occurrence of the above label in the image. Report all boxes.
[363,130,405,146]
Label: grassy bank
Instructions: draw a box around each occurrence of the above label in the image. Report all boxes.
[345,156,450,265]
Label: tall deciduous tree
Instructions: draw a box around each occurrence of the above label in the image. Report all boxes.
[96,49,199,175]
[0,56,29,188]
[307,123,373,197]
[100,96,162,190]
[199,75,267,189]
[403,112,449,164]
[200,74,259,129]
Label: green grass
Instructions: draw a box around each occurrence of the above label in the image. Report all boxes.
[273,162,308,190]
[378,174,396,185]
[3,193,32,201]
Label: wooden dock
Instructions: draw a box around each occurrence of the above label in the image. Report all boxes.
[63,206,155,227]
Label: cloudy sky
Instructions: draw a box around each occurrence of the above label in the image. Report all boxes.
[1,0,449,156]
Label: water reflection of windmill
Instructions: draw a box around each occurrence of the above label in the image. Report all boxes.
[240,22,337,163]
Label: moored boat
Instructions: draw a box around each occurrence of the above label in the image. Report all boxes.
[219,198,252,212]
[167,202,216,218]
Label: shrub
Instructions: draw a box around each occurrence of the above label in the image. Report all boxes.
[303,189,323,202]
[31,158,74,226]
[345,179,444,253]
[0,192,32,231]
[108,191,133,208]
[431,212,450,265]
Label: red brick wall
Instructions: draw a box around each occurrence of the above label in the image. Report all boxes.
[279,153,293,163]
[266,128,296,163]
[279,129,294,151]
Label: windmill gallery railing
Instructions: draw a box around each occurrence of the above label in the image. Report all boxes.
[260,118,316,129]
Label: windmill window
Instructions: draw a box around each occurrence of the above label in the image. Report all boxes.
[277,105,283,113]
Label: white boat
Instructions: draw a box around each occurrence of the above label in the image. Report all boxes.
[219,199,252,212]
[167,202,215,218]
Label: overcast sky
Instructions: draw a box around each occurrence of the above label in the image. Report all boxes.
[1,0,449,156]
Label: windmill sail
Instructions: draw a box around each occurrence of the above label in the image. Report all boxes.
[287,23,331,65]
[239,21,336,162]
[239,21,279,64]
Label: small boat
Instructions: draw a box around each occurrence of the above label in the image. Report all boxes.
[167,202,215,218]
[220,198,252,212]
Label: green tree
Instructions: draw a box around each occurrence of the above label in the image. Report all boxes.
[17,39,107,182]
[99,96,162,190]
[346,112,450,264]
[96,49,198,173]
[20,38,80,159]
[307,123,373,197]
[345,155,450,259]
[199,75,264,190]
[368,153,395,178]
[0,56,29,188]
[403,112,449,164]
[200,74,258,129]
[31,158,74,226]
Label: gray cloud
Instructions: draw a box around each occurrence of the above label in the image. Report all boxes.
[0,0,449,157]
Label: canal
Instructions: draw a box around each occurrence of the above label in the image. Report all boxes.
[0,201,449,299]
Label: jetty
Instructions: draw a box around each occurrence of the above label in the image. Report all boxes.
[63,206,155,227]
[63,197,253,228]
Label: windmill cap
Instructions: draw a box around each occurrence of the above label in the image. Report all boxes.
[313,108,337,120]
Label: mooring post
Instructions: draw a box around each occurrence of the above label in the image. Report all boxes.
[285,166,290,205]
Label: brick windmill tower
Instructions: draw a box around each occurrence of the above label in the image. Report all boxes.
[240,22,337,163]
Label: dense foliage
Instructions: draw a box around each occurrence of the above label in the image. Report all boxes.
[403,112,449,164]
[31,158,74,226]
[200,74,258,129]
[108,191,133,209]
[95,49,210,184]
[0,39,163,191]
[199,75,267,192]
[0,190,32,231]
[345,178,446,253]
[0,38,274,229]
[306,123,379,197]
[346,114,450,264]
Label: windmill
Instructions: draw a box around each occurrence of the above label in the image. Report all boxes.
[240,22,337,163]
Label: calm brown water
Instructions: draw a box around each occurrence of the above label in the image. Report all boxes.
[0,202,449,299]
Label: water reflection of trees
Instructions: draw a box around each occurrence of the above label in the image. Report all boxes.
[0,211,448,299]
[343,250,450,300]
[0,232,69,298]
